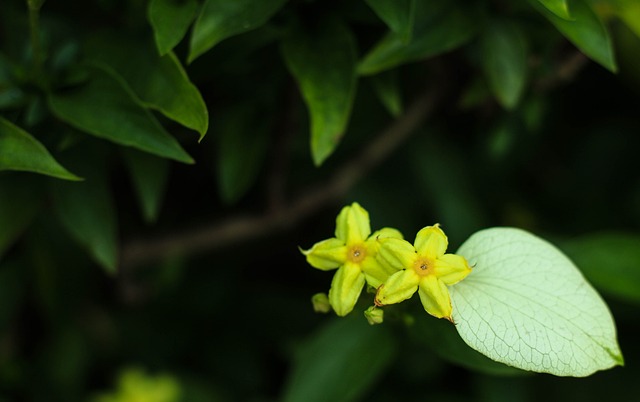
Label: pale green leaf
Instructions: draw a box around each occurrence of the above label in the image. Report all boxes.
[0,117,81,180]
[148,0,199,55]
[122,149,170,223]
[282,316,396,402]
[216,105,269,204]
[358,2,477,75]
[534,0,616,71]
[481,20,528,110]
[451,227,623,377]
[282,21,357,166]
[537,0,572,19]
[365,0,415,43]
[52,154,118,274]
[559,232,640,304]
[48,66,194,164]
[189,0,287,63]
[86,34,208,138]
[611,0,640,38]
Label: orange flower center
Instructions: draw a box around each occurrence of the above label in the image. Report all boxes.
[348,244,366,263]
[413,258,433,277]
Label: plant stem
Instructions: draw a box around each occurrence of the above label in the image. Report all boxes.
[27,0,45,83]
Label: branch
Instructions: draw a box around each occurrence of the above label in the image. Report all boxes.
[120,89,439,270]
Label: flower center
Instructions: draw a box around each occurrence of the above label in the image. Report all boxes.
[413,258,433,277]
[348,245,366,263]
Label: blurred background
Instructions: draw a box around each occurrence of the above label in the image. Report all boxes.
[0,0,639,400]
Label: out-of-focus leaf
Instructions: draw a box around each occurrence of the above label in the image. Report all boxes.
[86,34,208,139]
[481,20,528,110]
[611,0,640,38]
[148,0,199,55]
[559,232,640,304]
[358,2,477,75]
[411,314,526,376]
[48,66,194,164]
[282,316,396,402]
[189,0,287,63]
[533,0,616,71]
[371,70,403,117]
[0,175,42,260]
[452,227,623,377]
[0,259,24,328]
[365,0,415,43]
[216,105,269,204]
[52,153,118,274]
[537,0,572,19]
[0,117,81,180]
[282,20,357,166]
[122,149,170,223]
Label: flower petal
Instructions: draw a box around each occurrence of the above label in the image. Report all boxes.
[375,269,420,306]
[370,227,404,242]
[335,202,371,244]
[377,237,417,271]
[418,275,453,320]
[301,238,347,270]
[433,253,472,285]
[328,262,366,316]
[360,255,398,288]
[414,224,448,259]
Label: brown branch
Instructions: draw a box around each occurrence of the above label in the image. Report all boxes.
[119,89,439,270]
[534,50,590,93]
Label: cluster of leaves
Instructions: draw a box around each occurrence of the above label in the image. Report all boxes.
[0,0,639,401]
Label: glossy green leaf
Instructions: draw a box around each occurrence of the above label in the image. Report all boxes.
[282,21,357,166]
[365,0,415,43]
[371,70,403,117]
[534,0,616,71]
[0,175,42,259]
[122,149,170,223]
[481,20,528,110]
[86,34,208,138]
[49,66,194,164]
[537,0,572,19]
[358,2,477,75]
[148,0,199,55]
[451,227,623,377]
[189,0,287,63]
[0,117,81,180]
[559,232,640,304]
[216,105,269,204]
[411,314,526,376]
[282,316,396,402]
[52,155,118,274]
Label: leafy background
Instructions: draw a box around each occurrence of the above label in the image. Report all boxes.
[1,0,639,400]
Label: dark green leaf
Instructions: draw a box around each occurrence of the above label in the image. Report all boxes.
[0,258,25,327]
[282,316,396,402]
[86,34,208,139]
[365,0,415,43]
[534,0,616,72]
[52,153,118,274]
[411,314,527,376]
[148,0,199,55]
[48,66,194,164]
[282,21,357,165]
[537,0,572,19]
[122,149,170,223]
[358,2,477,75]
[0,175,42,259]
[189,0,287,63]
[371,70,403,117]
[216,105,269,204]
[481,20,528,109]
[0,117,81,180]
[559,232,640,304]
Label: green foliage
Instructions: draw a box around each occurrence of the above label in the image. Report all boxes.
[0,0,639,399]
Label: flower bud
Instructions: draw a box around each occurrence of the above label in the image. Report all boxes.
[364,306,384,325]
[311,292,331,313]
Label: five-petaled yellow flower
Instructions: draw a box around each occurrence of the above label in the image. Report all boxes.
[301,203,402,316]
[375,224,471,322]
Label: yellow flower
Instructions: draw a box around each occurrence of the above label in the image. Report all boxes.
[374,224,471,322]
[301,202,403,316]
